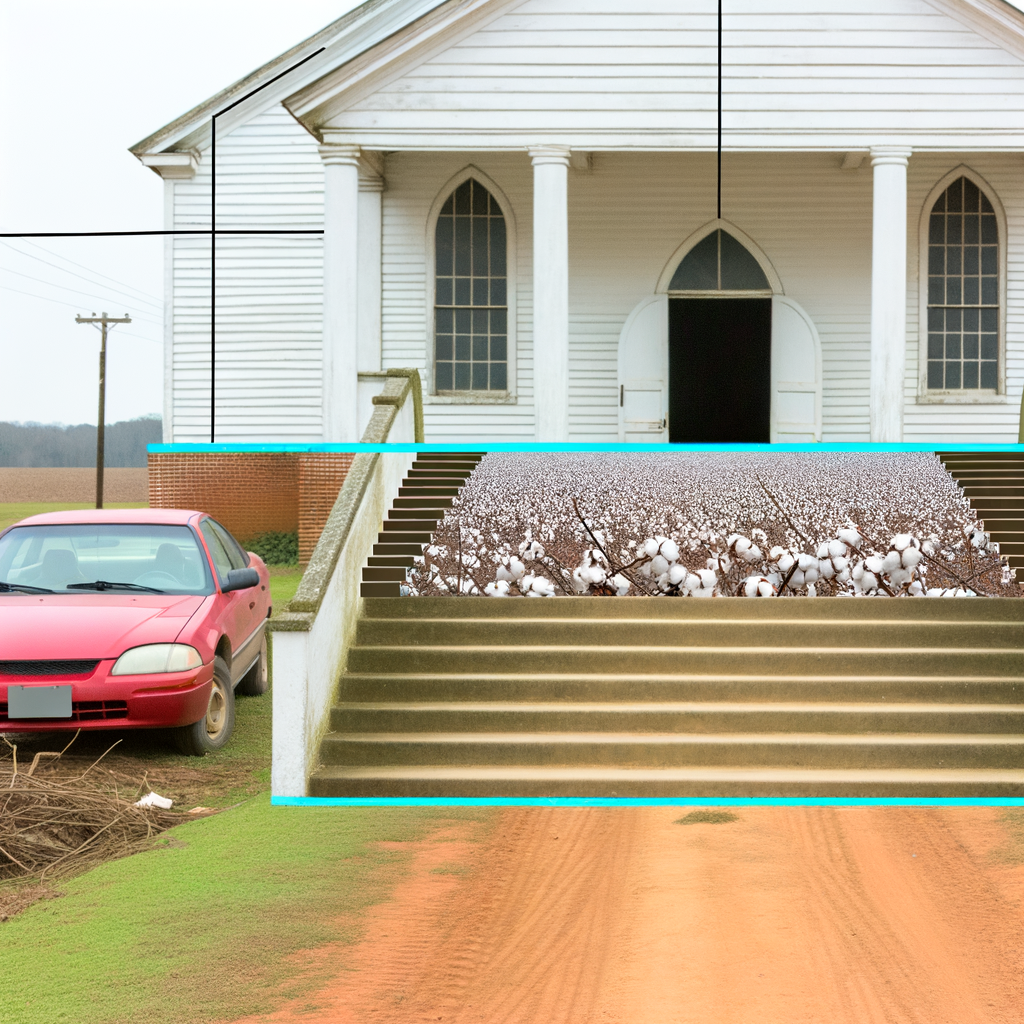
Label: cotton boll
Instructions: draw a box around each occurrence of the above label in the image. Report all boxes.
[789,569,805,588]
[651,555,670,576]
[734,536,752,555]
[610,574,630,596]
[509,558,526,579]
[668,563,688,585]
[496,566,514,582]
[828,539,848,558]
[769,546,787,562]
[881,551,902,574]
[803,566,819,583]
[818,559,835,579]
[643,538,659,558]
[806,583,817,597]
[520,573,535,591]
[745,544,763,562]
[892,534,913,551]
[797,553,817,572]
[833,556,849,573]
[777,553,795,573]
[862,571,878,591]
[698,569,717,589]
[908,580,925,596]
[660,539,680,562]
[865,555,884,574]
[531,577,556,597]
[838,528,862,548]
[817,542,830,559]
[901,547,922,569]
[484,580,510,597]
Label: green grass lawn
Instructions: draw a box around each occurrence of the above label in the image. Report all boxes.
[0,502,147,532]
[0,798,490,1024]
[268,567,304,613]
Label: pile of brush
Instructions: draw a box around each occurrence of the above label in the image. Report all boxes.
[0,737,180,885]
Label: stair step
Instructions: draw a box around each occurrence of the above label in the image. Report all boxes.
[318,731,1024,769]
[307,765,1024,798]
[373,531,431,543]
[354,617,1024,648]
[392,497,454,509]
[346,645,1024,677]
[329,701,1024,734]
[366,555,415,567]
[337,671,1024,703]
[361,582,402,597]
[372,543,425,556]
[398,486,461,497]
[362,567,408,583]
[385,510,441,523]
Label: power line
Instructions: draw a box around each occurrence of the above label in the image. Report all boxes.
[0,267,162,326]
[2,239,164,307]
[0,284,160,341]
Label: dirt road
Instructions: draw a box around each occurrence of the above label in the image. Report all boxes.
[229,806,1024,1024]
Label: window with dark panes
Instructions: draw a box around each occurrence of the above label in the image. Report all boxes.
[927,177,999,391]
[434,179,508,392]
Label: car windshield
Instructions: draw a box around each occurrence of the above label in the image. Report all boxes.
[0,524,214,596]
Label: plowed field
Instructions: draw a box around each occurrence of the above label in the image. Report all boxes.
[225,806,1024,1024]
[0,467,148,502]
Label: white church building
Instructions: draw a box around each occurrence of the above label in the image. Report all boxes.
[132,0,1024,445]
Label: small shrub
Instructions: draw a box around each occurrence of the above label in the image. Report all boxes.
[674,810,739,825]
[244,531,298,566]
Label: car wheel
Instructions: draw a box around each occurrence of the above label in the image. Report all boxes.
[173,656,235,756]
[235,634,268,696]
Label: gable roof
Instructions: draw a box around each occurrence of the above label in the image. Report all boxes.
[131,0,1024,159]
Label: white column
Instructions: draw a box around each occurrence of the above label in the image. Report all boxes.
[529,145,571,442]
[318,144,361,441]
[357,173,384,373]
[869,145,912,443]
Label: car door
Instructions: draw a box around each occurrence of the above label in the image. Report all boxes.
[197,518,254,679]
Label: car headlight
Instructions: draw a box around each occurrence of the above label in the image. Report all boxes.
[110,644,203,675]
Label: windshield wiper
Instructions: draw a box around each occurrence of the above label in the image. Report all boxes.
[66,580,165,594]
[0,581,55,594]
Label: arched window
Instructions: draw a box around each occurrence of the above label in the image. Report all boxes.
[926,176,999,391]
[434,178,507,391]
[669,229,770,291]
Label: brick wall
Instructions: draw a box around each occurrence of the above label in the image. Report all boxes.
[148,453,299,542]
[298,453,355,564]
[148,452,354,564]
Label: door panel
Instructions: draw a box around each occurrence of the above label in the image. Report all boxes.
[618,295,668,442]
[770,296,822,442]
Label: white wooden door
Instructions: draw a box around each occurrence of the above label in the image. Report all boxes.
[770,296,822,442]
[618,295,668,442]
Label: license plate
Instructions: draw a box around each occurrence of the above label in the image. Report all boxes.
[8,685,72,719]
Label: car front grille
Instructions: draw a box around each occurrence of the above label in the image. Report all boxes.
[0,660,99,677]
[0,700,128,722]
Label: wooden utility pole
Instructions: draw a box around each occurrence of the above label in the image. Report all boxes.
[75,312,131,509]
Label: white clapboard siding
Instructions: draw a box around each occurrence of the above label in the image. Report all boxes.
[335,0,1024,145]
[170,107,324,443]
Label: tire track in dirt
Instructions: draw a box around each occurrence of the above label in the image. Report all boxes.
[226,806,1024,1024]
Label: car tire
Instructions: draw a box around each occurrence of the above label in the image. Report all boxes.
[235,634,268,696]
[173,656,235,756]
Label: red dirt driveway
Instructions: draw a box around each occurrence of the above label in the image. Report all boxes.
[227,806,1024,1024]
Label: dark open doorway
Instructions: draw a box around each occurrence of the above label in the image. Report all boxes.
[668,298,772,442]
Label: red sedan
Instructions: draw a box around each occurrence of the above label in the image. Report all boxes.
[0,509,270,755]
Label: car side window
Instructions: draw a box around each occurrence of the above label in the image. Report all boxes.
[208,520,249,569]
[199,520,234,582]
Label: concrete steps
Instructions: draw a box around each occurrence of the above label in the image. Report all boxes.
[359,453,484,597]
[310,596,1024,797]
[938,451,1024,582]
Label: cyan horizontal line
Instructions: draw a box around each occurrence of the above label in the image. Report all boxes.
[271,796,1024,808]
[150,442,1024,454]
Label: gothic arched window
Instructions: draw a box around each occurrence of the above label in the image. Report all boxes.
[669,229,770,291]
[926,176,1000,391]
[434,178,508,392]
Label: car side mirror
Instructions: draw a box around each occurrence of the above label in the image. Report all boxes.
[222,567,260,593]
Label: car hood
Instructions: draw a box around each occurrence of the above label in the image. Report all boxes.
[0,594,208,661]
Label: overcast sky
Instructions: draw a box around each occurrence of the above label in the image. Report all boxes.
[0,0,359,426]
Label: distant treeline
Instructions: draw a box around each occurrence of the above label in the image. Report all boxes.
[0,417,162,467]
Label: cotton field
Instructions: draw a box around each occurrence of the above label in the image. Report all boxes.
[407,453,1017,598]
[407,450,1015,598]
